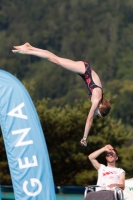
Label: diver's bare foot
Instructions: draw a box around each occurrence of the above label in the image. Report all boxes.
[12,42,31,54]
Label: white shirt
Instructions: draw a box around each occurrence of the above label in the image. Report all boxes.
[96,164,125,191]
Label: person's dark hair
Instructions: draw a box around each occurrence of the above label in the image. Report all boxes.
[113,148,118,157]
[99,98,111,117]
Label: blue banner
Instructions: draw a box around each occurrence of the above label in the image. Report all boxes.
[0,70,56,200]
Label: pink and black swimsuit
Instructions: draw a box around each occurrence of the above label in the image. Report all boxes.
[78,62,102,99]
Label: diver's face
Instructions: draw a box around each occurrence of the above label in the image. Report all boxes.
[94,108,102,118]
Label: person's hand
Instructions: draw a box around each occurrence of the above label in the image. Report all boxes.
[108,184,117,188]
[12,42,31,54]
[104,144,114,152]
[80,138,87,147]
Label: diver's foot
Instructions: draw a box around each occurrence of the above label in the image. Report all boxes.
[12,42,31,54]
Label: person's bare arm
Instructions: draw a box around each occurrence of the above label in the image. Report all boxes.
[80,94,101,146]
[108,172,125,190]
[80,102,97,146]
[88,145,114,170]
[84,103,97,137]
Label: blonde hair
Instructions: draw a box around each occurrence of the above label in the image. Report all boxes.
[99,98,111,117]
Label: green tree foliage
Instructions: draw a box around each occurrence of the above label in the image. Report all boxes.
[107,80,133,125]
[120,145,133,179]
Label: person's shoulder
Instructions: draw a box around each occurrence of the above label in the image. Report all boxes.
[116,167,125,174]
[119,168,125,173]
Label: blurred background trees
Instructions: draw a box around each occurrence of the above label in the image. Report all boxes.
[0,0,133,186]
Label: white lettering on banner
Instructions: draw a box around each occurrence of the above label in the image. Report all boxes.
[18,155,38,169]
[12,128,33,147]
[23,179,42,196]
[7,102,28,119]
[8,102,42,197]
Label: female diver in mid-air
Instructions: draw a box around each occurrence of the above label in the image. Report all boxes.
[12,43,111,147]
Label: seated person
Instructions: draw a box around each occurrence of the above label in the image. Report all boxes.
[85,144,125,200]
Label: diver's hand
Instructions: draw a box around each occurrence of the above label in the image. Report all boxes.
[80,138,87,147]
